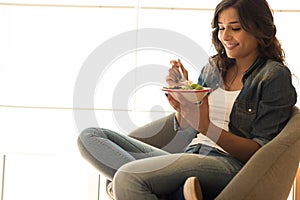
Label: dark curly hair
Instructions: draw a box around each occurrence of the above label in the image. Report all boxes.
[211,0,285,77]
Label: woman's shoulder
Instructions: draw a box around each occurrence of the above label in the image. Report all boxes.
[265,59,290,70]
[261,59,292,76]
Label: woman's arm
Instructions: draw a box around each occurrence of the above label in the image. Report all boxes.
[205,123,261,163]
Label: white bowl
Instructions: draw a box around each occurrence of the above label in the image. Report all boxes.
[162,87,211,103]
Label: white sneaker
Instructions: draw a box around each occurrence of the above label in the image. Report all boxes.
[183,177,203,200]
[106,181,114,200]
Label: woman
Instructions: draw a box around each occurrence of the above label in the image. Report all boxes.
[78,0,297,199]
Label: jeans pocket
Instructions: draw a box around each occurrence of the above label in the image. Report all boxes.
[184,143,215,155]
[184,144,202,153]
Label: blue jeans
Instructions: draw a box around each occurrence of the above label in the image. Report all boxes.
[78,127,244,200]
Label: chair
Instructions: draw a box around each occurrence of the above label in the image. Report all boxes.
[216,106,300,200]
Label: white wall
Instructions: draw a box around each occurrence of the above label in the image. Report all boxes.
[0,1,299,199]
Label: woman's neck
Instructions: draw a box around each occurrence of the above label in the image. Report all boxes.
[235,55,258,72]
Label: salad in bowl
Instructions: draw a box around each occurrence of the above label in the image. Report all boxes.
[162,80,211,104]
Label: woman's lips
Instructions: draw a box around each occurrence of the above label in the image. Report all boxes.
[225,43,238,50]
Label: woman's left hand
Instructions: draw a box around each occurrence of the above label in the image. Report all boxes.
[167,93,210,134]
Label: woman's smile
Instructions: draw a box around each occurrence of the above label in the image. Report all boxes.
[224,43,239,50]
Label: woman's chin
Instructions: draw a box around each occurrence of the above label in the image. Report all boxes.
[226,54,236,59]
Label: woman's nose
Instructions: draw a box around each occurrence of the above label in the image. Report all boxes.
[222,29,232,41]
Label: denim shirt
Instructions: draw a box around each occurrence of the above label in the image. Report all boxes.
[197,57,297,146]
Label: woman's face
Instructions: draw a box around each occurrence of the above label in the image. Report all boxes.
[218,7,258,63]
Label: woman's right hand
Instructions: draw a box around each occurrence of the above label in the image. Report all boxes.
[166,59,189,87]
[165,59,192,129]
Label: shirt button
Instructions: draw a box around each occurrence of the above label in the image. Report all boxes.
[248,108,252,112]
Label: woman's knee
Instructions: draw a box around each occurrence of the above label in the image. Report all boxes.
[78,127,109,143]
[113,164,142,198]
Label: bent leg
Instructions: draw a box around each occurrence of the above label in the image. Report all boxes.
[78,127,169,179]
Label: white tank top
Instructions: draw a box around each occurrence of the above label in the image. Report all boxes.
[189,88,240,152]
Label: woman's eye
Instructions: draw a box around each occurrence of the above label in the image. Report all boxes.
[232,27,241,31]
[218,27,241,31]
